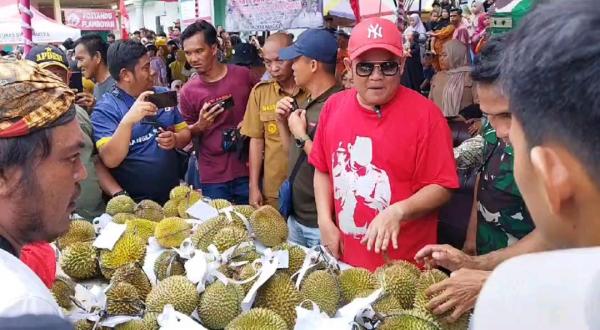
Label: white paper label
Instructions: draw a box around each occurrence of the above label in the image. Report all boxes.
[92,213,114,234]
[93,222,126,250]
[100,316,141,327]
[157,304,208,329]
[186,200,219,220]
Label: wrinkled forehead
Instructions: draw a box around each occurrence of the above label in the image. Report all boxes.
[354,48,400,63]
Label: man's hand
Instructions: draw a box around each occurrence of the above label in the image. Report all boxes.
[75,92,95,109]
[466,118,482,136]
[275,97,294,123]
[415,244,475,272]
[426,269,489,322]
[288,109,308,139]
[360,204,403,253]
[156,128,177,150]
[249,185,264,209]
[122,91,158,126]
[320,221,342,259]
[195,101,224,132]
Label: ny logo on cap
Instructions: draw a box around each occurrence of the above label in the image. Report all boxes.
[367,24,383,39]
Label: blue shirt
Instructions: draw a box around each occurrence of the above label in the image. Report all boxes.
[91,86,188,204]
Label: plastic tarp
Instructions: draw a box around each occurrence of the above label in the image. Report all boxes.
[0,0,81,45]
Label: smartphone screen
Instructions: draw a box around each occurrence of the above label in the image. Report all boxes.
[147,91,178,109]
[220,96,235,110]
[291,99,299,111]
[69,71,83,93]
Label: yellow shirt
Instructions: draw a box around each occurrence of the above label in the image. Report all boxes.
[240,80,307,207]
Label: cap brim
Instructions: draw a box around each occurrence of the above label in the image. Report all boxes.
[279,45,302,61]
[350,44,403,60]
[38,62,68,71]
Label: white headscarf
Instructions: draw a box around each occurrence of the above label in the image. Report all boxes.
[405,13,427,38]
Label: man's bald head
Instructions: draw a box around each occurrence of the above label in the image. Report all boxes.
[265,32,293,48]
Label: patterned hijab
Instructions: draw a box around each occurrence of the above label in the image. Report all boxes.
[0,59,75,138]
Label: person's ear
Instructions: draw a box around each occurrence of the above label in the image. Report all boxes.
[120,69,131,83]
[398,57,407,77]
[311,59,318,73]
[0,168,22,198]
[343,58,352,72]
[530,146,574,216]
[93,51,102,65]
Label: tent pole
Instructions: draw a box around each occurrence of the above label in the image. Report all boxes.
[19,0,33,55]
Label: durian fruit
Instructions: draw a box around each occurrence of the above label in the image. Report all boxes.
[73,320,108,330]
[191,216,226,251]
[56,220,96,250]
[146,275,199,315]
[364,291,403,315]
[254,272,301,329]
[99,234,146,279]
[212,225,249,253]
[134,200,164,222]
[163,200,180,218]
[111,262,152,300]
[106,282,144,316]
[154,250,186,281]
[414,269,449,312]
[177,191,202,218]
[338,268,378,304]
[198,281,243,329]
[379,309,442,330]
[142,312,160,330]
[225,308,288,330]
[233,204,255,219]
[273,243,306,276]
[209,198,232,210]
[106,195,136,215]
[169,185,192,202]
[237,262,260,294]
[125,218,157,243]
[300,270,340,317]
[249,205,288,247]
[112,213,137,224]
[376,262,420,309]
[60,241,99,280]
[51,275,75,309]
[154,217,192,248]
[114,320,146,330]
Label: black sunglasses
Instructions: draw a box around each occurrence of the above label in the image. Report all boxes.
[355,61,399,77]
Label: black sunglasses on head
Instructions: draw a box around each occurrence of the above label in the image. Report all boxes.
[355,61,399,77]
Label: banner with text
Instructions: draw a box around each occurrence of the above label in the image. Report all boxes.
[226,0,323,32]
[64,9,117,31]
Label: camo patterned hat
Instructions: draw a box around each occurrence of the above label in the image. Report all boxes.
[0,59,75,138]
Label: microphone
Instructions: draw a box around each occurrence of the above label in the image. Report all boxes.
[374,105,382,119]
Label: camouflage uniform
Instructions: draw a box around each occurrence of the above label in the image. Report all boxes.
[476,122,535,255]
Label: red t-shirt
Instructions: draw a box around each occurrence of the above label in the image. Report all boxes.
[179,65,258,184]
[309,87,459,271]
[20,242,57,288]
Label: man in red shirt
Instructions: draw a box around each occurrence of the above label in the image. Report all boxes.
[310,18,459,271]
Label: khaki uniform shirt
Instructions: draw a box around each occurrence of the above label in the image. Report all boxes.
[241,80,306,207]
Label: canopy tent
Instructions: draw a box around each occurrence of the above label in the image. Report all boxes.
[0,0,81,45]
[491,0,536,33]
[324,0,398,24]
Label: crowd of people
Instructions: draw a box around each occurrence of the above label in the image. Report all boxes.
[0,0,599,327]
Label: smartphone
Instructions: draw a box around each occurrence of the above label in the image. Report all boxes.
[147,91,178,109]
[219,95,235,110]
[291,98,299,111]
[69,71,83,93]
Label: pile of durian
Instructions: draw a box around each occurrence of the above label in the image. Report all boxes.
[51,185,470,330]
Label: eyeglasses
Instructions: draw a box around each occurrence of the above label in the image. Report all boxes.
[355,61,399,77]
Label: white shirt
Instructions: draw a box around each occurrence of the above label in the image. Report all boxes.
[473,247,600,330]
[0,248,62,317]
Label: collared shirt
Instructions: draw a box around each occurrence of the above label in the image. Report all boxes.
[476,122,534,255]
[91,86,188,204]
[290,85,344,228]
[240,80,307,207]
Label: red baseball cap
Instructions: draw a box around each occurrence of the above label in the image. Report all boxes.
[348,17,404,60]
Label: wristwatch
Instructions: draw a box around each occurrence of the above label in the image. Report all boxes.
[295,135,310,149]
[112,190,128,198]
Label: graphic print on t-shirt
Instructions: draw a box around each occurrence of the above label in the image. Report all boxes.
[332,136,391,237]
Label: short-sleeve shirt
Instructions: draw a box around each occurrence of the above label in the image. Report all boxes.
[91,86,188,204]
[309,87,459,271]
[291,85,344,228]
[179,65,257,184]
[93,75,116,103]
[476,122,534,255]
[75,105,105,219]
[240,80,306,207]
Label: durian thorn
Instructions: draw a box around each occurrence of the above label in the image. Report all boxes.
[156,227,190,239]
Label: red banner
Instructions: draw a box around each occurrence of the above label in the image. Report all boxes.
[119,0,129,40]
[64,8,117,31]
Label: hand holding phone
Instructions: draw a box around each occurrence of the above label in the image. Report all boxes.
[147,91,178,109]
